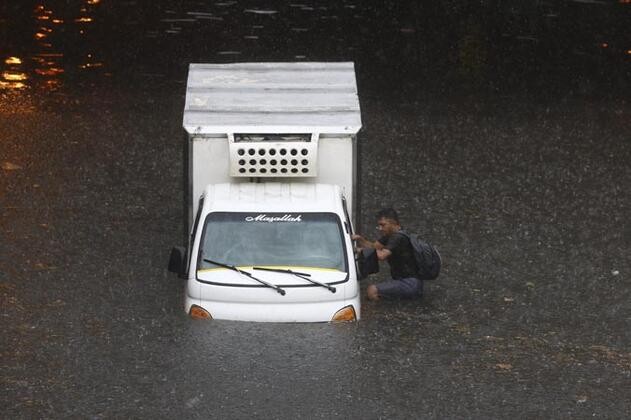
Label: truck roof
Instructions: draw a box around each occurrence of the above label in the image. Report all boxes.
[183,62,361,136]
[202,183,345,214]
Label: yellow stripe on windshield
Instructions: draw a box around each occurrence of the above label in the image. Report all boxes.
[197,265,344,273]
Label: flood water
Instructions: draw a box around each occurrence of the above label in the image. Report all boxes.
[1,0,630,94]
[1,1,630,418]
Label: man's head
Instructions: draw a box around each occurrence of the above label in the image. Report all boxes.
[376,208,400,237]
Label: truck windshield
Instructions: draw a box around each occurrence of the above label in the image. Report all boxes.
[198,212,347,272]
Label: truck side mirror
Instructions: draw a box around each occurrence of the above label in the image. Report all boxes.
[168,246,187,277]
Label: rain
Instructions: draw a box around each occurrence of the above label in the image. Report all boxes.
[1,0,630,418]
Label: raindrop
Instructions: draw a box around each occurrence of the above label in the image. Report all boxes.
[161,18,196,23]
[244,9,279,15]
[196,16,224,21]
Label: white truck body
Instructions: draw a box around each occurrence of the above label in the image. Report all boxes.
[176,62,362,322]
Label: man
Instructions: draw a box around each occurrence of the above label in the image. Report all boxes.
[352,208,422,301]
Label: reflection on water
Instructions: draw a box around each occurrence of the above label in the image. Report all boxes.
[1,1,105,91]
[1,57,27,89]
[0,0,628,94]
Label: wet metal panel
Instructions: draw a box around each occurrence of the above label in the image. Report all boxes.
[183,62,362,135]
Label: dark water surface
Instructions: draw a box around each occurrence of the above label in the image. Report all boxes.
[1,0,630,94]
[1,1,630,418]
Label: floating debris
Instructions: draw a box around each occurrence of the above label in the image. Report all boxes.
[495,363,513,371]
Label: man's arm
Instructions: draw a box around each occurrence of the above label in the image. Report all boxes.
[352,234,391,261]
[351,234,385,250]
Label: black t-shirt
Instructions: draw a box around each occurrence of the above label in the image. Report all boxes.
[377,232,418,280]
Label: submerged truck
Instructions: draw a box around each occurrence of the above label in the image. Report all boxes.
[168,62,362,322]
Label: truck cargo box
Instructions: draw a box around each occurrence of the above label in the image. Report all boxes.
[183,62,362,228]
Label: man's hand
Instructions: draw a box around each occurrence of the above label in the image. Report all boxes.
[376,248,392,261]
[352,234,371,249]
[352,234,387,253]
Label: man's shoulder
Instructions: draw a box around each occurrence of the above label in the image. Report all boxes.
[384,231,410,249]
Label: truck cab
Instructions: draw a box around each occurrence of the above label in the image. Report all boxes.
[169,62,362,322]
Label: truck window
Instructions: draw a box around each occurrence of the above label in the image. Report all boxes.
[341,196,353,235]
[197,212,347,272]
[191,196,204,242]
[187,196,205,271]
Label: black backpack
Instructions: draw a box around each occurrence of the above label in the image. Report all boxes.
[398,231,442,280]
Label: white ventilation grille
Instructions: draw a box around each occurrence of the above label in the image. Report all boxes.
[229,135,318,177]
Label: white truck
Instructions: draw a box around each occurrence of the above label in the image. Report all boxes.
[168,62,363,322]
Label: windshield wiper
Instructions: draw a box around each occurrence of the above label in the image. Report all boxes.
[252,267,336,293]
[203,259,286,296]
